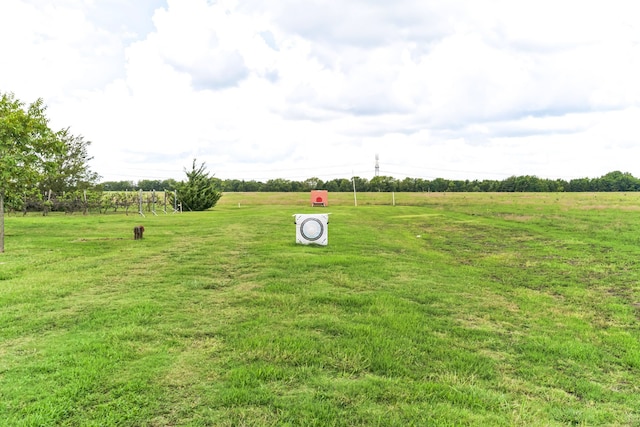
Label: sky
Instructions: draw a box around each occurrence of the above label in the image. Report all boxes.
[1,0,640,184]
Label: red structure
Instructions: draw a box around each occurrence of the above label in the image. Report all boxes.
[310,190,328,207]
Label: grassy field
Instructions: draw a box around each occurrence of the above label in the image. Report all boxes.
[1,192,640,426]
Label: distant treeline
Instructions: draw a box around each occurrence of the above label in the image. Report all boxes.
[100,171,640,193]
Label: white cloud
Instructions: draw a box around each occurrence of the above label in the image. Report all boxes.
[1,0,640,183]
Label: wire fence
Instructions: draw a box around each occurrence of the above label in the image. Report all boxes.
[10,190,181,216]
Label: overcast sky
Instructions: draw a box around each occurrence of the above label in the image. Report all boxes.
[2,0,640,183]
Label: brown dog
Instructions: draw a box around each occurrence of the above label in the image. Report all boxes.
[134,225,145,240]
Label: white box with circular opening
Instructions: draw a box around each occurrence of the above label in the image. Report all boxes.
[294,213,329,246]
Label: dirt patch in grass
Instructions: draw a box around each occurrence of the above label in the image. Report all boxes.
[74,237,127,242]
[500,214,536,222]
[579,204,640,211]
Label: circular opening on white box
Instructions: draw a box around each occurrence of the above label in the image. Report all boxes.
[300,218,324,241]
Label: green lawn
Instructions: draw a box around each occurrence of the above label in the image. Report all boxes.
[1,192,640,426]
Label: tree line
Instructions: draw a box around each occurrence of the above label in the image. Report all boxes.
[103,170,640,193]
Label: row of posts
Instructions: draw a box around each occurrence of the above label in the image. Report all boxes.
[137,189,181,217]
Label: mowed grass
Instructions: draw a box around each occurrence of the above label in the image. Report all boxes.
[1,192,640,426]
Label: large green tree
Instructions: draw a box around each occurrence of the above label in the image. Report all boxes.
[38,128,100,194]
[1,92,65,252]
[370,175,398,192]
[176,159,222,211]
